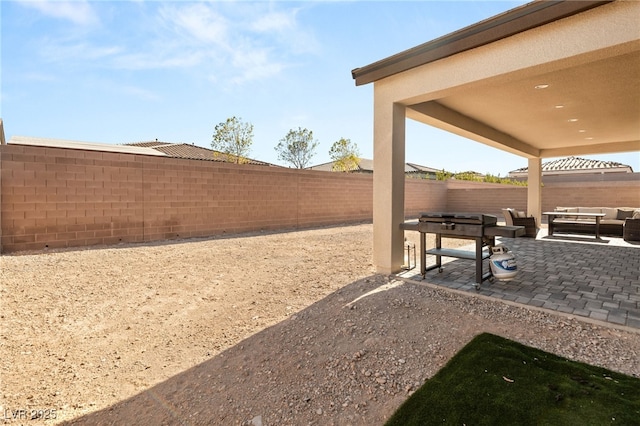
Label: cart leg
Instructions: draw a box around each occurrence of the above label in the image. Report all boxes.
[475,237,483,287]
[436,233,443,272]
[420,231,426,278]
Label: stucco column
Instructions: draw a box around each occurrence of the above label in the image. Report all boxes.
[373,101,406,274]
[527,157,542,225]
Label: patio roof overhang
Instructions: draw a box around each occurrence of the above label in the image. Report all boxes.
[351,0,640,274]
[352,0,640,160]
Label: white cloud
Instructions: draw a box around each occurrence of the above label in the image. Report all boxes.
[159,3,230,48]
[251,11,296,33]
[18,0,99,26]
[153,2,316,83]
[113,50,204,71]
[39,40,122,63]
[230,48,287,84]
[20,2,318,85]
[248,7,319,55]
[119,85,161,102]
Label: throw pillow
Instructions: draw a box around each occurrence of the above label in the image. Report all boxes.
[633,209,640,220]
[516,211,527,218]
[602,207,618,220]
[617,209,634,220]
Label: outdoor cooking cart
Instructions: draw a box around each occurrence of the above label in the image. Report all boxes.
[401,212,525,290]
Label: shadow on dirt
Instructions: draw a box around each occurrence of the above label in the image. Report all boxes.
[62,274,415,425]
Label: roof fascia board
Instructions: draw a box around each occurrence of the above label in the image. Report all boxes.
[9,136,167,156]
[352,0,611,86]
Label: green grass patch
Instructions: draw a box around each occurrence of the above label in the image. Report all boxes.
[385,333,640,426]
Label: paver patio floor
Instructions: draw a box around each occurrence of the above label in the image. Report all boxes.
[398,228,640,329]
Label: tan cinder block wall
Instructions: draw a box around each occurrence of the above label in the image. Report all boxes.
[404,178,448,218]
[139,156,302,241]
[2,143,637,253]
[0,145,348,251]
[298,171,373,227]
[0,144,445,253]
[541,180,640,213]
[446,177,640,221]
[0,144,146,252]
[446,180,528,218]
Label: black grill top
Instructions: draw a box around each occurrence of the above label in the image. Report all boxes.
[418,212,497,226]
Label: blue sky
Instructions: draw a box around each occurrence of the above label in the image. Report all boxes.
[2,0,638,175]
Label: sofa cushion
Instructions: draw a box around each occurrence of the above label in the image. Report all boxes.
[617,209,635,220]
[516,210,527,218]
[633,209,640,220]
[602,207,618,220]
[555,207,577,219]
[578,207,602,214]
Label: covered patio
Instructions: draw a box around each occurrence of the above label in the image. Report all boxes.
[398,229,640,329]
[352,0,640,275]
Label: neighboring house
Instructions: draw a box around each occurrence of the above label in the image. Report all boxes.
[124,141,276,166]
[508,156,634,178]
[8,135,167,156]
[307,158,440,179]
[6,136,276,166]
[406,162,442,179]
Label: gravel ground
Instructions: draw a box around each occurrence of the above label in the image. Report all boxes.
[1,223,638,425]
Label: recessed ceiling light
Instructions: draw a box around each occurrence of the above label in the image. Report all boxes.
[554,105,564,109]
[578,129,586,133]
[585,137,594,140]
[534,84,549,89]
[568,118,579,122]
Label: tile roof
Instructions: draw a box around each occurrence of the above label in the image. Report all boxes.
[124,141,169,148]
[510,156,633,175]
[305,160,365,172]
[8,137,274,166]
[124,141,275,166]
[406,162,441,174]
[307,158,438,174]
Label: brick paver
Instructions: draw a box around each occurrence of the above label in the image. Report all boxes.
[399,232,640,328]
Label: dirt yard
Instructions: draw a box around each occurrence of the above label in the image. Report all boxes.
[1,223,639,425]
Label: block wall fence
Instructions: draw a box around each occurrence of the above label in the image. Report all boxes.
[1,144,638,253]
[445,179,640,215]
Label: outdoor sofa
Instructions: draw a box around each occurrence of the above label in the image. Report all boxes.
[550,207,640,240]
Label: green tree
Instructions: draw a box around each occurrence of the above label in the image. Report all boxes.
[275,127,319,169]
[436,169,454,181]
[329,138,360,172]
[454,171,483,182]
[212,116,254,164]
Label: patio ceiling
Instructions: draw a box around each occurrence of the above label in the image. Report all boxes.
[406,48,639,159]
[353,0,640,160]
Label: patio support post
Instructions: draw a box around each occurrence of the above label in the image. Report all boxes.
[527,157,542,225]
[373,101,406,274]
